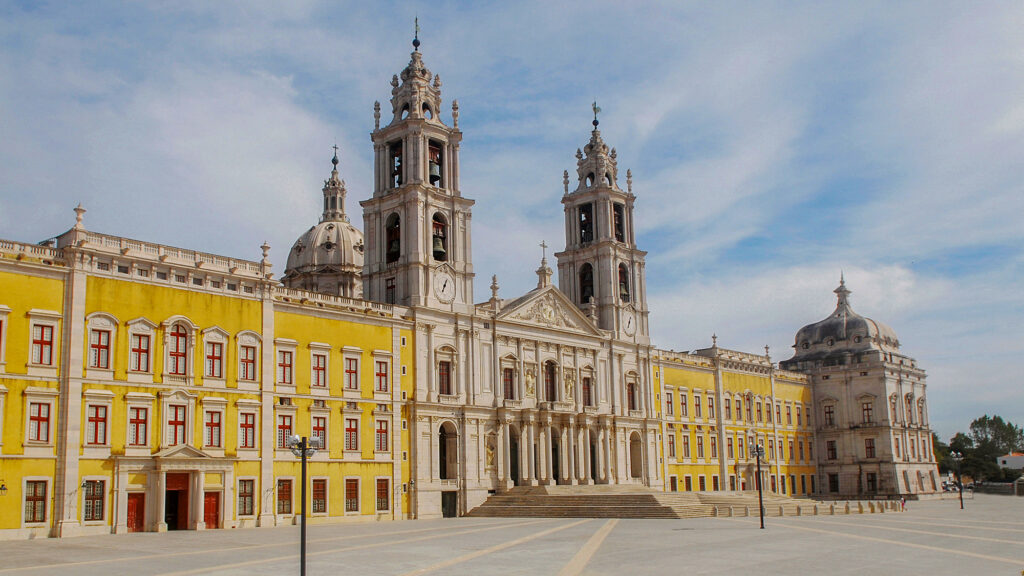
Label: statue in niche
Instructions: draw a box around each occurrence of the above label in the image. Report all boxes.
[486,433,496,468]
[564,370,575,399]
[525,369,536,397]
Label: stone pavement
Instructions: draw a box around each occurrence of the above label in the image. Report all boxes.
[0,494,1021,575]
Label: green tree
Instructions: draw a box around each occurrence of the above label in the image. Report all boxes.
[947,415,1024,482]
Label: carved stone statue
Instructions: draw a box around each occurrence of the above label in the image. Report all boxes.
[564,370,575,398]
[485,434,496,467]
[525,369,536,397]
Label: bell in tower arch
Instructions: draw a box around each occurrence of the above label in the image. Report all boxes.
[428,141,443,187]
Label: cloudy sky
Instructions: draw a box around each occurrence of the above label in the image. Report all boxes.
[1,2,1021,441]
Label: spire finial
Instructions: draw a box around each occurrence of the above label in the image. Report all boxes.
[413,16,420,51]
[834,273,851,308]
[712,333,718,348]
[331,144,339,168]
[592,101,601,128]
[539,239,548,262]
[73,203,86,230]
[490,274,500,301]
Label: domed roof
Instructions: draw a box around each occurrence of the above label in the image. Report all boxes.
[787,276,900,362]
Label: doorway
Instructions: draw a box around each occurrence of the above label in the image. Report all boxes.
[509,435,520,486]
[127,493,145,532]
[165,472,190,530]
[550,435,560,484]
[203,491,220,529]
[441,492,457,518]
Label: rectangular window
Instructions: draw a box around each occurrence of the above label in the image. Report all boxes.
[808,441,813,460]
[168,405,186,445]
[775,404,781,424]
[865,438,876,459]
[130,334,151,372]
[579,203,594,244]
[25,480,47,523]
[756,402,762,422]
[707,396,714,420]
[797,406,802,426]
[694,395,702,418]
[788,440,794,462]
[205,342,223,378]
[829,473,839,493]
[769,439,775,459]
[727,437,734,459]
[239,412,256,449]
[375,420,389,452]
[582,376,592,406]
[826,440,837,460]
[128,407,148,446]
[696,435,704,458]
[746,401,752,422]
[680,394,688,417]
[345,418,359,451]
[684,476,693,491]
[376,478,390,511]
[277,351,293,385]
[824,405,835,426]
[710,436,718,459]
[277,479,292,515]
[277,414,293,449]
[311,415,327,449]
[204,411,222,448]
[385,278,396,304]
[786,406,792,425]
[735,400,742,422]
[375,361,389,392]
[239,345,257,381]
[31,324,54,365]
[667,434,676,458]
[89,329,111,369]
[862,401,874,424]
[682,435,690,458]
[724,398,731,420]
[345,358,359,389]
[503,368,516,400]
[766,402,772,423]
[168,326,188,375]
[438,361,452,395]
[83,480,104,522]
[613,203,625,242]
[238,479,255,516]
[312,479,327,514]
[312,353,327,387]
[894,437,901,458]
[28,402,50,442]
[798,440,804,461]
[698,476,706,491]
[345,478,359,512]
[665,392,674,417]
[778,440,785,461]
[86,405,107,445]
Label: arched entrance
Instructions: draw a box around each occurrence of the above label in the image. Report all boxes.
[438,421,458,480]
[629,432,643,479]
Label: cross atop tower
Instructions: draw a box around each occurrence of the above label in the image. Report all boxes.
[539,240,548,260]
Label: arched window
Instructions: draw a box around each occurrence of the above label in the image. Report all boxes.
[585,173,595,187]
[385,214,401,264]
[579,263,594,304]
[544,361,557,402]
[432,213,448,261]
[168,324,188,376]
[578,203,594,244]
[605,173,613,186]
[422,103,434,120]
[917,399,926,425]
[626,377,638,411]
[613,203,625,242]
[428,141,443,186]
[618,264,631,303]
[905,394,915,424]
[400,104,410,120]
[389,141,403,188]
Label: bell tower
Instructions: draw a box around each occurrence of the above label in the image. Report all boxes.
[361,31,475,311]
[554,106,649,342]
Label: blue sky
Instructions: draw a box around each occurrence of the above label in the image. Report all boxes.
[1,1,1022,441]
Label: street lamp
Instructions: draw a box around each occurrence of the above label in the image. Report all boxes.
[950,451,965,510]
[749,442,766,529]
[289,435,321,576]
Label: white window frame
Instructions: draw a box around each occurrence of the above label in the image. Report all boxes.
[275,404,298,454]
[236,399,261,453]
[373,350,392,399]
[310,476,330,517]
[236,331,261,391]
[27,310,61,378]
[201,326,229,387]
[344,476,360,515]
[201,396,227,457]
[374,476,391,513]
[310,406,330,460]
[159,390,196,449]
[85,312,119,379]
[124,392,154,456]
[80,476,108,525]
[82,388,115,458]
[237,477,258,518]
[23,387,58,457]
[309,342,331,394]
[274,338,297,390]
[0,304,11,373]
[162,316,198,384]
[126,317,157,383]
[342,404,361,459]
[22,477,51,528]
[342,346,362,397]
[276,476,295,519]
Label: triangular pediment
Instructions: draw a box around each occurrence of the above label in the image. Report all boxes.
[496,285,602,336]
[154,444,214,460]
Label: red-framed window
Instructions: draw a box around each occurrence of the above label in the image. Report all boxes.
[312,353,327,387]
[710,436,718,458]
[682,434,690,458]
[24,480,47,523]
[128,407,148,446]
[204,411,222,447]
[312,479,327,514]
[376,478,389,511]
[83,480,104,521]
[738,439,745,459]
[798,440,805,460]
[746,401,753,422]
[168,405,186,445]
[582,377,592,406]
[375,361,389,392]
[544,363,557,401]
[375,420,388,452]
[239,412,256,449]
[277,351,293,385]
[503,368,515,400]
[735,400,742,422]
[238,479,255,516]
[864,438,875,459]
[345,478,359,512]
[667,434,676,458]
[862,402,873,424]
[694,395,702,418]
[724,398,731,419]
[312,416,327,449]
[31,324,54,365]
[277,479,292,514]
[796,406,802,426]
[786,406,793,425]
[788,440,795,461]
[168,325,188,375]
[86,405,107,445]
[345,358,358,389]
[438,361,452,396]
[28,402,50,442]
[665,392,674,416]
[696,435,704,458]
[130,334,150,372]
[344,418,358,451]
[239,345,257,381]
[89,329,111,369]
[205,342,223,378]
[707,396,715,420]
[681,394,688,417]
[626,382,637,411]
[277,414,293,449]
[756,402,763,422]
[727,437,734,459]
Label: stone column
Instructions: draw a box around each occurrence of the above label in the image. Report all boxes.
[568,416,577,485]
[193,471,205,530]
[560,425,570,484]
[156,470,167,532]
[537,421,548,484]
[430,417,440,480]
[501,418,511,486]
[526,416,537,485]
[597,426,607,484]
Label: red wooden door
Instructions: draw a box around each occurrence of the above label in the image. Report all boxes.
[203,492,220,529]
[127,493,145,532]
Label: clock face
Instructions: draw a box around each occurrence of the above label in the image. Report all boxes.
[621,308,636,336]
[434,270,456,303]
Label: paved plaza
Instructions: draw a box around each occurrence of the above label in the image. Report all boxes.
[0,494,1021,575]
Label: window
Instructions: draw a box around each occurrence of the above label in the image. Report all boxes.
[128,407,148,446]
[707,396,714,419]
[239,345,257,381]
[894,437,901,458]
[238,479,255,516]
[385,214,401,263]
[786,405,792,425]
[277,414,293,449]
[28,402,50,442]
[865,438,876,459]
[694,395,702,418]
[131,334,151,372]
[239,412,256,449]
[205,342,223,378]
[579,203,594,245]
[312,416,327,449]
[866,472,877,492]
[168,405,186,445]
[86,405,107,445]
[680,394,688,417]
[345,478,359,512]
[917,400,926,425]
[617,264,630,302]
[83,480,104,522]
[89,329,111,369]
[312,479,327,514]
[312,353,327,388]
[613,203,625,242]
[765,402,772,423]
[768,439,775,459]
[438,361,452,396]
[778,440,785,461]
[775,404,781,424]
[277,479,292,515]
[503,368,515,400]
[682,435,690,458]
[696,435,704,458]
[375,420,388,452]
[204,411,222,448]
[724,398,731,419]
[808,441,813,460]
[385,277,396,304]
[375,361,389,393]
[746,401,753,422]
[376,478,390,511]
[545,362,557,402]
[665,392,674,417]
[727,437,734,459]
[698,476,706,491]
[345,358,359,390]
[890,395,899,423]
[798,440,804,460]
[626,381,638,411]
[710,436,718,458]
[25,480,47,523]
[168,325,188,375]
[579,263,594,304]
[823,405,835,426]
[756,401,762,422]
[31,324,54,365]
[738,438,745,459]
[277,351,293,385]
[345,418,359,451]
[667,434,676,458]
[826,440,837,460]
[828,473,839,493]
[788,440,794,462]
[797,406,803,426]
[735,399,742,422]
[862,401,873,424]
[910,438,917,459]
[431,213,447,260]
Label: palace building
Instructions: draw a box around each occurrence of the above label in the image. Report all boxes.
[0,38,939,539]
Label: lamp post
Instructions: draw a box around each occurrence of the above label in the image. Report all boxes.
[950,451,964,510]
[750,442,765,529]
[289,435,321,576]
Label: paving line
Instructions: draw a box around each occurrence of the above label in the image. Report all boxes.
[868,517,1024,534]
[727,518,1024,566]
[795,517,1022,545]
[398,518,593,576]
[154,518,556,576]
[557,519,618,576]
